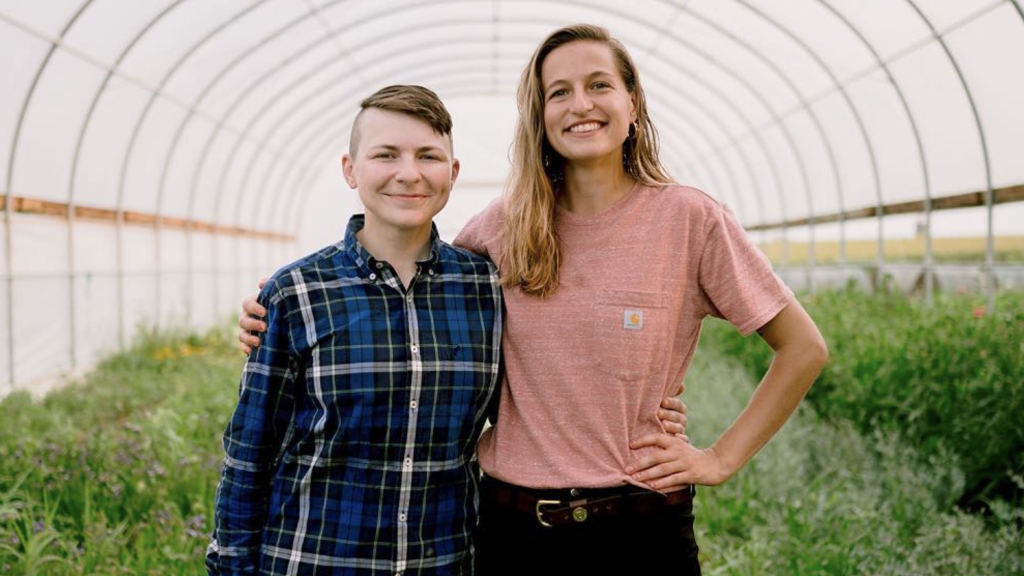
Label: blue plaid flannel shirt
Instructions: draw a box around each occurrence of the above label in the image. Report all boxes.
[206,215,502,576]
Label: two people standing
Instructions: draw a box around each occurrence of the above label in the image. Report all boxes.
[215,23,827,576]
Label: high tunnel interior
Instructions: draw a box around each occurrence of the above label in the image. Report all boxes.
[1,0,1022,394]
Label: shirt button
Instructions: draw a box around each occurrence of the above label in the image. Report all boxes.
[410,400,418,410]
[406,294,413,303]
[399,513,407,522]
[375,262,383,269]
[410,345,418,354]
[369,273,376,280]
[404,457,412,466]
[428,269,435,276]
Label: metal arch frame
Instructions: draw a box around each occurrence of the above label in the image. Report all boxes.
[145,0,465,322]
[64,0,838,302]
[2,0,95,388]
[504,0,811,274]
[147,0,359,328]
[177,4,375,324]
[222,4,822,264]
[904,0,996,312]
[0,0,1018,390]
[112,0,268,345]
[179,13,757,245]
[730,0,884,291]
[816,0,934,303]
[262,51,751,241]
[265,48,733,238]
[182,0,382,322]
[253,45,762,248]
[198,24,507,310]
[182,2,774,253]
[667,1,846,291]
[238,34,754,237]
[280,75,737,243]
[66,0,188,359]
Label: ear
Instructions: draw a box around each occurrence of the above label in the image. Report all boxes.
[341,153,357,189]
[630,94,638,123]
[450,157,461,187]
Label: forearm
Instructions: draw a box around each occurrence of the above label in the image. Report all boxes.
[207,444,272,575]
[711,339,826,476]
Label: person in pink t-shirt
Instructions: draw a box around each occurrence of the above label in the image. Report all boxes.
[238,24,827,576]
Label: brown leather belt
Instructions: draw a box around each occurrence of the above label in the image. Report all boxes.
[481,477,694,528]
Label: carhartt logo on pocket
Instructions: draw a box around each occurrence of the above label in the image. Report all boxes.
[623,309,643,330]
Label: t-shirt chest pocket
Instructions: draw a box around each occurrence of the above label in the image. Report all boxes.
[590,289,669,381]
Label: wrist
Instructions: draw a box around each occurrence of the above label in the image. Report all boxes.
[707,444,740,478]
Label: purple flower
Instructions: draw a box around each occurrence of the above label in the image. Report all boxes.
[32,521,45,534]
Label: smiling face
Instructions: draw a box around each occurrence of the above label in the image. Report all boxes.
[342,108,459,237]
[541,40,637,170]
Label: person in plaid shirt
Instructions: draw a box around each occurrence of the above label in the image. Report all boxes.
[206,85,503,576]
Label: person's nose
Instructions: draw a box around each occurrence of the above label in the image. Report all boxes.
[393,156,422,184]
[568,89,594,115]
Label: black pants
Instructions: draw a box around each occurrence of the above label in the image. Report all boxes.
[474,477,701,575]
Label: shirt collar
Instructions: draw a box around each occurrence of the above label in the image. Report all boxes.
[343,214,443,278]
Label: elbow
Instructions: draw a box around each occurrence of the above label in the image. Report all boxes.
[806,332,829,374]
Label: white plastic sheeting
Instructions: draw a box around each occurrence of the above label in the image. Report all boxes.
[1,0,1022,395]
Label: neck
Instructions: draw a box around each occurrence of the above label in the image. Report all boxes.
[356,217,432,287]
[560,159,635,216]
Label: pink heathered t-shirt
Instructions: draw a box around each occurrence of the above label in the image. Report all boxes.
[454,183,794,489]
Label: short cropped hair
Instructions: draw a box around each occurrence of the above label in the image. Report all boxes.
[349,85,454,156]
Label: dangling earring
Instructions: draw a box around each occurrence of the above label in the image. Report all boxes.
[624,122,638,173]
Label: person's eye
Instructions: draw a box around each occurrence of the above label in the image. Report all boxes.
[373,152,394,159]
[592,81,611,90]
[548,88,568,100]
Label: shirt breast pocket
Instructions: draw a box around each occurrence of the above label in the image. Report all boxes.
[590,289,669,382]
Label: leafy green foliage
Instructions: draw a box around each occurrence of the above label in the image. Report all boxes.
[699,288,1024,509]
[0,328,239,575]
[685,346,1024,576]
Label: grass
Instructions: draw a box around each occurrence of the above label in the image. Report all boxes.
[0,328,240,575]
[0,295,1022,574]
[685,339,1024,575]
[698,287,1024,509]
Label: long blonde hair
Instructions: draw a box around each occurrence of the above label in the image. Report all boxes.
[502,24,672,297]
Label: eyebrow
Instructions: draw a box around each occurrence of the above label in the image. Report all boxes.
[368,144,448,156]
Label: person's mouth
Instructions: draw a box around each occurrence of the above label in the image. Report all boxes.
[566,121,605,134]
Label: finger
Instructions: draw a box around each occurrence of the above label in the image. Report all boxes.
[645,471,697,491]
[661,421,684,435]
[632,460,688,483]
[258,276,269,289]
[238,328,261,348]
[625,451,675,475]
[629,434,674,451]
[659,409,684,426]
[659,410,687,430]
[243,296,266,318]
[674,433,690,443]
[662,396,688,416]
[239,315,265,332]
[673,381,685,396]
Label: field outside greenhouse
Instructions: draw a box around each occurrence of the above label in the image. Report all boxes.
[1,287,1021,575]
